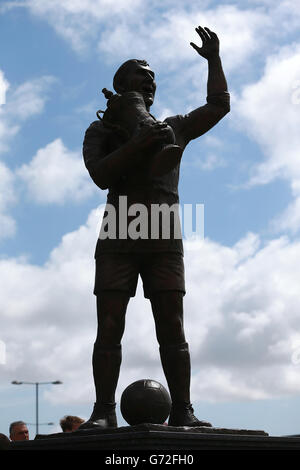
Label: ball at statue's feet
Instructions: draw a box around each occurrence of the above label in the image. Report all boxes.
[120,379,171,425]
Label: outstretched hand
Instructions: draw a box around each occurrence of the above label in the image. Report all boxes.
[190,26,219,60]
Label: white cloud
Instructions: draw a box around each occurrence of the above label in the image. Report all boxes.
[5,76,55,120]
[271,197,300,235]
[183,233,300,401]
[3,1,297,129]
[26,0,141,20]
[235,44,300,233]
[23,0,143,54]
[17,138,97,205]
[0,70,9,106]
[2,1,275,72]
[0,162,16,240]
[97,5,270,73]
[2,0,299,97]
[0,75,95,217]
[1,209,300,405]
[184,135,227,171]
[189,153,227,171]
[0,75,55,154]
[0,212,16,240]
[0,207,101,397]
[236,44,300,185]
[0,161,16,212]
[0,74,57,239]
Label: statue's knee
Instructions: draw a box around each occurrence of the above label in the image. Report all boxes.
[96,320,124,346]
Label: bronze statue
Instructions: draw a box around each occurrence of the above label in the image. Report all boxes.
[81,26,230,429]
[98,88,183,177]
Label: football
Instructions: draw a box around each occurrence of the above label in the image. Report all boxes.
[120,379,171,425]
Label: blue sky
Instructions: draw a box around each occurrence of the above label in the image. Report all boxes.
[1,0,300,439]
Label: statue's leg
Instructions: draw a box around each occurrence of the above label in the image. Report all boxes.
[78,252,139,429]
[150,291,212,427]
[80,292,130,429]
[93,292,129,425]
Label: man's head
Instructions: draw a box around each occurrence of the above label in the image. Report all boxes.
[9,421,29,441]
[60,415,85,432]
[113,59,156,109]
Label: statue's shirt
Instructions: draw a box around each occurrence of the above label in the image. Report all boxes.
[83,95,229,256]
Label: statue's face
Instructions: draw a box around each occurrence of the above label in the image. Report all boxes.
[125,63,156,108]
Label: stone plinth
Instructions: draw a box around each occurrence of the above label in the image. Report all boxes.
[9,424,300,451]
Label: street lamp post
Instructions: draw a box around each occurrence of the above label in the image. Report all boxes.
[12,380,62,435]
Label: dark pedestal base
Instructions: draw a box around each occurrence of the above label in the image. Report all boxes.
[10,424,300,451]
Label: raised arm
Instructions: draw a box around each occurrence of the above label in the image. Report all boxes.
[180,26,230,143]
[190,26,229,96]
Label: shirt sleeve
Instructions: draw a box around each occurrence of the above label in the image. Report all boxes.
[82,120,111,188]
[206,91,230,110]
[165,91,230,147]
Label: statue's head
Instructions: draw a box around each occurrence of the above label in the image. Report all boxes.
[113,59,156,109]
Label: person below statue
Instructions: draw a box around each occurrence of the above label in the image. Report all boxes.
[81,26,230,428]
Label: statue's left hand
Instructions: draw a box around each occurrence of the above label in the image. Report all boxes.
[190,26,219,60]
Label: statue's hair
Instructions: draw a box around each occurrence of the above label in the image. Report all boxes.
[113,59,149,93]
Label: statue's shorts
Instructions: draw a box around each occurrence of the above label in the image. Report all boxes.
[94,252,185,299]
